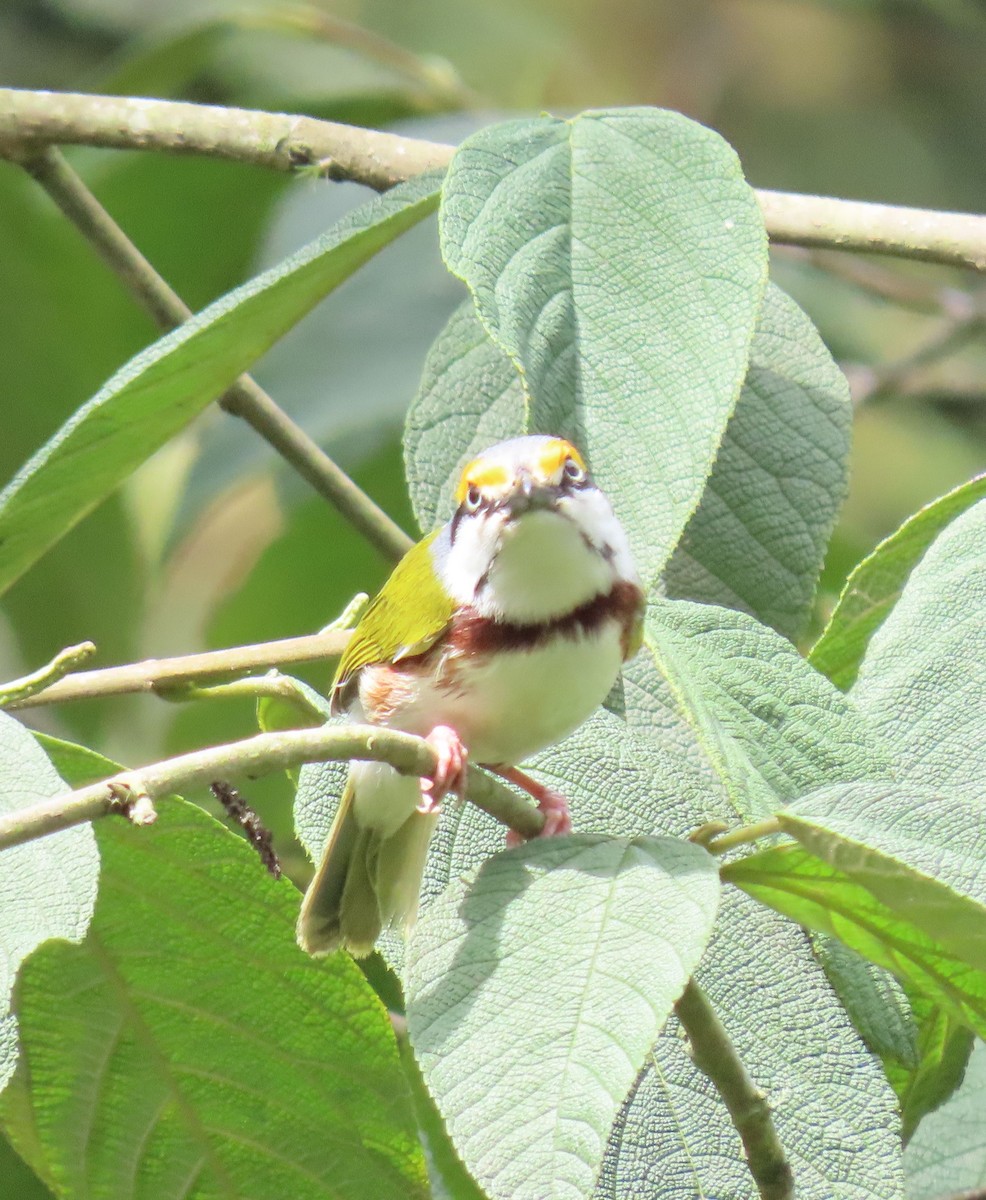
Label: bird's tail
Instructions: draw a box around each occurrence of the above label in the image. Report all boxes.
[296,761,439,957]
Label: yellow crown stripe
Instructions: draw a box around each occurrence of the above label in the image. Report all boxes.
[454,460,509,503]
[537,438,584,479]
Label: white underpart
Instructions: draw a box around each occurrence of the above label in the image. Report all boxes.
[444,489,635,622]
[367,495,640,764]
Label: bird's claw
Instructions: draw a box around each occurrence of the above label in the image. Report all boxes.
[417,725,468,814]
[495,765,572,848]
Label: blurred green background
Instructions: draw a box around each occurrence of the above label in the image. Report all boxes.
[1,0,984,873]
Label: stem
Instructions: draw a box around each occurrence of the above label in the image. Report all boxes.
[0,641,95,706]
[3,89,986,269]
[705,817,783,856]
[0,724,543,852]
[12,145,411,562]
[674,979,794,1200]
[851,308,986,406]
[4,631,352,710]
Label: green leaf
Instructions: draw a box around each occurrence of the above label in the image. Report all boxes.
[811,474,986,690]
[405,835,720,1200]
[404,300,524,532]
[851,497,986,787]
[405,284,849,642]
[599,889,902,1200]
[396,700,901,1199]
[905,1038,986,1198]
[663,284,851,640]
[780,783,986,973]
[0,175,439,598]
[0,1125,54,1200]
[12,800,427,1199]
[638,598,891,818]
[439,108,767,583]
[811,936,917,1066]
[0,713,98,1096]
[724,843,986,1040]
[886,986,974,1143]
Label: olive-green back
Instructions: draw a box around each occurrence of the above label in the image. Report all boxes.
[331,531,455,711]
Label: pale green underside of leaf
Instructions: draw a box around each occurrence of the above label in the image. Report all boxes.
[904,1038,986,1198]
[724,844,986,1042]
[11,801,427,1200]
[848,494,986,1135]
[782,783,986,972]
[811,473,986,690]
[852,497,986,789]
[0,175,440,597]
[347,592,902,1198]
[438,108,768,586]
[405,835,720,1200]
[0,713,98,1097]
[404,284,849,643]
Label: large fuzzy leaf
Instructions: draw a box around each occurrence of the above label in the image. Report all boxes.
[438,108,767,584]
[405,835,720,1200]
[10,800,427,1199]
[780,784,986,971]
[851,497,986,788]
[0,175,439,597]
[905,1039,986,1198]
[0,713,97,1097]
[812,474,986,690]
[404,285,848,646]
[725,842,986,1039]
[382,618,902,1200]
[662,284,850,640]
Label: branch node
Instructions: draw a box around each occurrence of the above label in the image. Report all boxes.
[107,777,158,827]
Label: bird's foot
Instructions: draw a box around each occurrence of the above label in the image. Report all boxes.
[417,725,468,814]
[494,765,573,848]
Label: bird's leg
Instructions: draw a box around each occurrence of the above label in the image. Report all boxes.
[491,765,573,847]
[417,725,468,814]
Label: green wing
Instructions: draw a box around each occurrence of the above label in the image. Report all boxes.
[331,530,455,712]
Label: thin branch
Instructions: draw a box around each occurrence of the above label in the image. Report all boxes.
[4,630,352,710]
[3,88,986,269]
[675,979,794,1200]
[705,817,783,856]
[849,303,986,406]
[0,641,95,706]
[0,723,543,852]
[774,245,978,316]
[0,88,453,190]
[10,145,412,561]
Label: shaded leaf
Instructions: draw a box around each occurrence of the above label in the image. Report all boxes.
[781,783,986,972]
[12,800,427,1199]
[724,843,986,1040]
[663,284,851,640]
[852,497,986,788]
[0,175,439,597]
[0,713,98,1096]
[886,986,974,1143]
[904,1038,986,1199]
[439,108,767,583]
[405,835,720,1200]
[812,474,986,690]
[404,300,524,532]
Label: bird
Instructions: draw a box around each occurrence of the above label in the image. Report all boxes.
[297,434,644,957]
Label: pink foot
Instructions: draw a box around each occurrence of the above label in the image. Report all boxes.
[417,725,468,814]
[494,765,573,847]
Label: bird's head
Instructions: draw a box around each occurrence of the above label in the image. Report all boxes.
[434,435,638,623]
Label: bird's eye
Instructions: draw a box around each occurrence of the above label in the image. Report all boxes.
[563,458,587,485]
[464,484,483,511]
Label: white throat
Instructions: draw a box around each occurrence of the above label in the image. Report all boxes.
[440,492,637,624]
